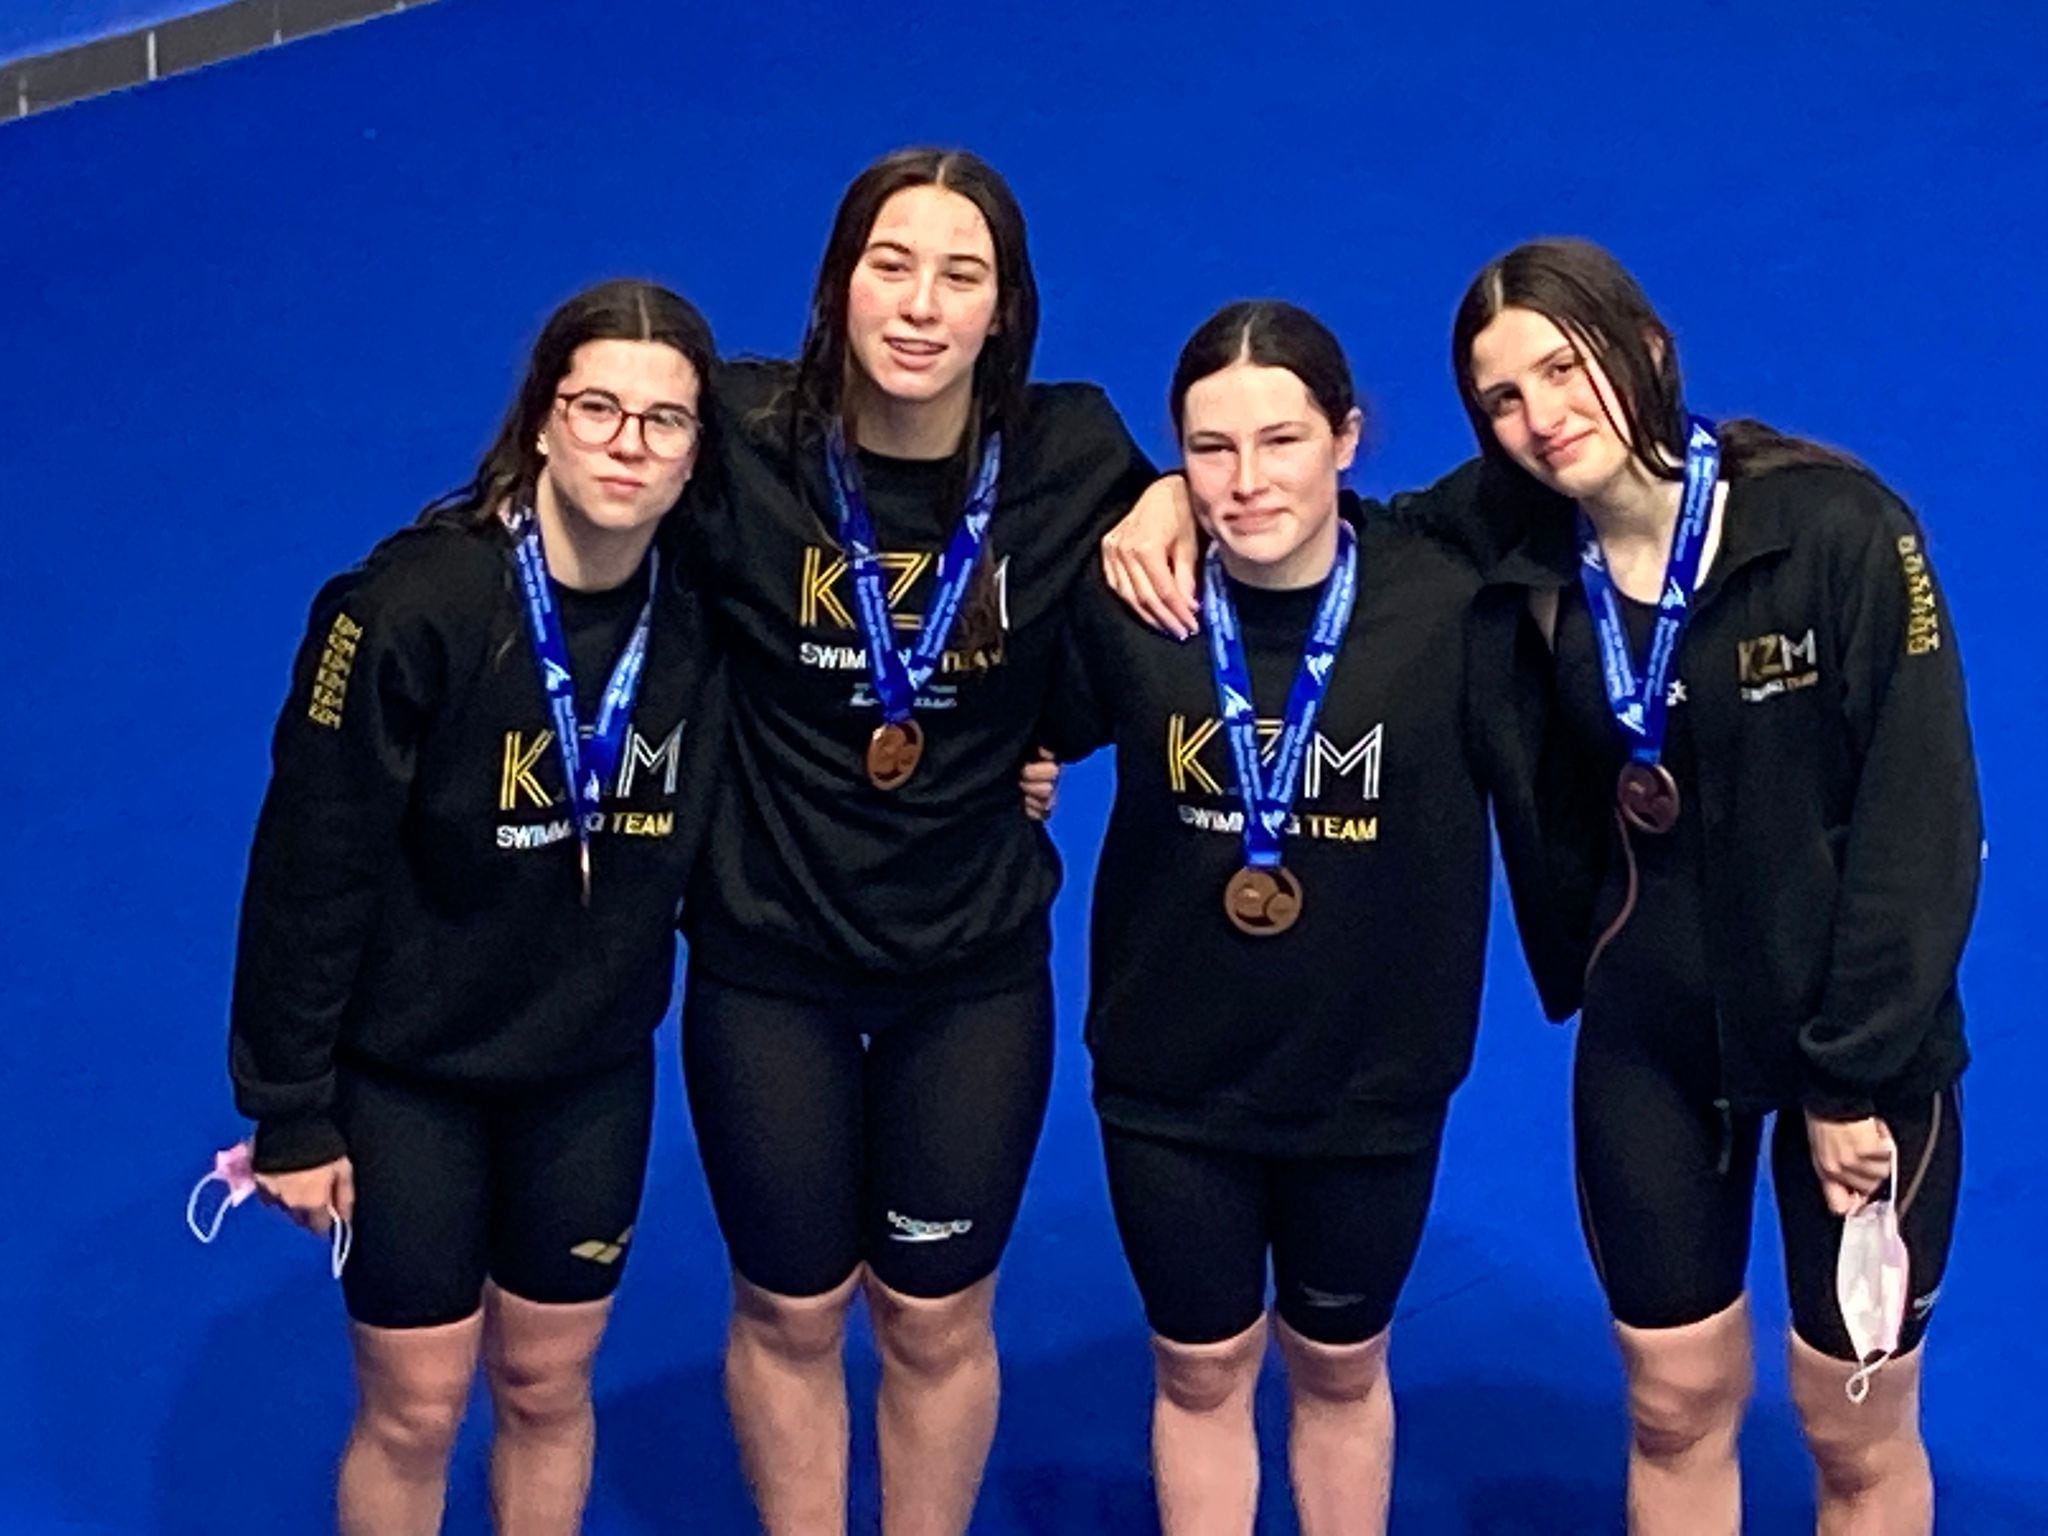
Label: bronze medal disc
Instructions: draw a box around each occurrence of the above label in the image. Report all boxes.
[865,719,925,791]
[1223,865,1303,937]
[1617,761,1681,835]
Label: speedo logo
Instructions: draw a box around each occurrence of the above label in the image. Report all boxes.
[1295,1283,1367,1310]
[886,1211,974,1244]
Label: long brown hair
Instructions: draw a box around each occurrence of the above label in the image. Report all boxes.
[1450,237,1864,486]
[791,148,1038,654]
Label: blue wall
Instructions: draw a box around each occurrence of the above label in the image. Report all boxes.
[0,1,221,61]
[3,0,2044,1530]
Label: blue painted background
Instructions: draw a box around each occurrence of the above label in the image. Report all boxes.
[2,0,2043,1530]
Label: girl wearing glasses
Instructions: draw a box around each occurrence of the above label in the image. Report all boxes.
[227,280,726,1535]
[676,147,1152,1534]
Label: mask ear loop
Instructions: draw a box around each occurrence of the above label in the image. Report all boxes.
[184,1148,351,1282]
[186,1144,255,1245]
[329,1209,352,1279]
[1844,1139,1905,1405]
[186,1172,232,1245]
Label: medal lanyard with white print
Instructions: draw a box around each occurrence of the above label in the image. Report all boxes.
[822,424,1001,728]
[1574,416,1718,770]
[504,500,659,906]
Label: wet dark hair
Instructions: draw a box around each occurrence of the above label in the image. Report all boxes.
[1450,237,1860,485]
[1169,300,1361,441]
[791,146,1038,448]
[791,147,1037,654]
[421,278,719,528]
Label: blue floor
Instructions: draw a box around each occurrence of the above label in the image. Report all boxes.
[3,1,2044,1529]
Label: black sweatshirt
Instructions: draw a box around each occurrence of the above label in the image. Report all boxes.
[682,360,1155,1001]
[229,522,725,1172]
[1044,493,1496,1157]
[1474,462,1981,1119]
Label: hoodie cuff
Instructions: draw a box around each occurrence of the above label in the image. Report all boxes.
[252,1114,347,1174]
[1800,1085,1880,1123]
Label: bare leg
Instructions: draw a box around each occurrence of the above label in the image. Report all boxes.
[864,1271,1003,1536]
[1149,1315,1268,1536]
[724,1266,860,1535]
[1614,1295,1753,1535]
[1789,1334,1932,1536]
[1275,1319,1393,1536]
[338,1311,484,1536]
[480,1284,613,1535]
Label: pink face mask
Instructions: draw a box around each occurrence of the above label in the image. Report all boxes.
[1837,1141,1908,1405]
[186,1141,350,1279]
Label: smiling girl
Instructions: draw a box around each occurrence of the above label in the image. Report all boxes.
[1458,237,1979,1536]
[676,148,1155,1534]
[1047,301,1545,1536]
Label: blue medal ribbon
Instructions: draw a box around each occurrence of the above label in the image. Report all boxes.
[822,426,1001,726]
[1575,416,1720,765]
[1201,521,1359,870]
[505,501,659,904]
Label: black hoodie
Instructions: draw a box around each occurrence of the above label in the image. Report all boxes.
[229,522,725,1171]
[1045,483,1531,1156]
[682,360,1156,1001]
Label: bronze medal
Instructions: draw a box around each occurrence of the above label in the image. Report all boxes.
[865,719,925,791]
[1617,761,1681,835]
[1223,865,1303,938]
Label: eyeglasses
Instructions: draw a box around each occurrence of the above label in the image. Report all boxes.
[555,390,700,460]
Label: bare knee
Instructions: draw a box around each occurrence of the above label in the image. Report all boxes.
[1153,1318,1267,1416]
[1277,1320,1389,1408]
[362,1389,469,1470]
[1628,1369,1748,1461]
[865,1273,995,1383]
[351,1321,479,1474]
[1618,1311,1753,1463]
[484,1339,594,1433]
[732,1268,858,1368]
[1790,1335,1924,1493]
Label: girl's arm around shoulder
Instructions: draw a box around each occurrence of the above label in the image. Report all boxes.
[1016,382,1160,537]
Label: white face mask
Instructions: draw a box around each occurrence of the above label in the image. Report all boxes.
[1836,1141,1908,1404]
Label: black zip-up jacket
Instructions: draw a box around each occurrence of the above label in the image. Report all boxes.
[1467,462,1981,1119]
